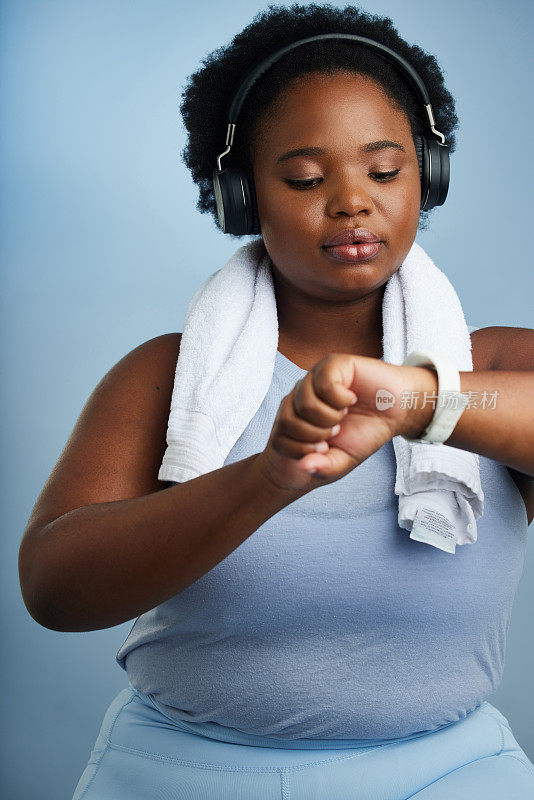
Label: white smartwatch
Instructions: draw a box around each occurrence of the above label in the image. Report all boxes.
[401,349,469,445]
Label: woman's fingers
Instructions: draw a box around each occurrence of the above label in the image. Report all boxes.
[278,397,342,442]
[269,358,359,461]
[256,354,398,493]
[292,364,356,429]
[310,353,359,408]
[272,394,339,458]
[270,360,357,460]
[273,432,334,459]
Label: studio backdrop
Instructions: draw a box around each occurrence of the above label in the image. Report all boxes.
[2,1,533,798]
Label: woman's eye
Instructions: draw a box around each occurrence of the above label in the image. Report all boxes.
[285,169,400,189]
[369,169,400,181]
[284,178,322,189]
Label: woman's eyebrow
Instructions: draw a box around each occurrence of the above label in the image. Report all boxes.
[276,146,326,163]
[362,139,405,153]
[276,140,405,164]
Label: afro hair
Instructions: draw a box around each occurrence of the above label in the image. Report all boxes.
[179,3,458,236]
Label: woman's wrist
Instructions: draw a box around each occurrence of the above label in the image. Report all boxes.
[399,365,440,439]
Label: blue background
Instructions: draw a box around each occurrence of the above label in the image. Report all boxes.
[2,1,533,797]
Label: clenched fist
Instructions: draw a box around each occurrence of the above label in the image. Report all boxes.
[254,353,437,494]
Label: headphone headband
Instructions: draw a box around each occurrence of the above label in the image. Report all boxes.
[217,33,446,171]
[227,33,431,121]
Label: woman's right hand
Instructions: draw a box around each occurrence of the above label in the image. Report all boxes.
[254,352,427,494]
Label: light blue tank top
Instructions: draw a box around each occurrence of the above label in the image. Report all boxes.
[115,346,528,740]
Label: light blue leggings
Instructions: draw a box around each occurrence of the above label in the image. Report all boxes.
[72,683,534,799]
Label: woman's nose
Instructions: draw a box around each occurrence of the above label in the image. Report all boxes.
[325,176,374,218]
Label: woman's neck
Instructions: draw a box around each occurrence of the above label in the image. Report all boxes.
[275,280,385,370]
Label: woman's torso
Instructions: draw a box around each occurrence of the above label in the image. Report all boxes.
[114,342,528,740]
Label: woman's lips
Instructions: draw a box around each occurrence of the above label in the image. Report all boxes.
[322,241,382,262]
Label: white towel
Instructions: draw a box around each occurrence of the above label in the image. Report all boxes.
[382,246,484,553]
[159,238,484,554]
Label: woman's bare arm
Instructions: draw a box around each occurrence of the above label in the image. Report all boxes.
[18,334,304,633]
[404,368,534,477]
[412,326,534,476]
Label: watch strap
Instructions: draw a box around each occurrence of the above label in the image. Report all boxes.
[401,349,469,445]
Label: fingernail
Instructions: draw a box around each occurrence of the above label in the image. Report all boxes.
[307,468,318,475]
[315,441,329,452]
[343,407,349,416]
[331,424,341,436]
[350,395,357,405]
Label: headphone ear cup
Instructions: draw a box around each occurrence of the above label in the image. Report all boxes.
[212,165,251,235]
[436,142,450,207]
[419,137,450,211]
[414,134,429,210]
[243,164,262,235]
[414,133,424,181]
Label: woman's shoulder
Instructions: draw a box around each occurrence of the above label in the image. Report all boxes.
[469,325,534,371]
[127,331,182,404]
[22,333,185,547]
[140,331,182,355]
[108,332,182,397]
[147,332,182,362]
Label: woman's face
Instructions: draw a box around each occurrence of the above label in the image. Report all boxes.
[251,71,421,301]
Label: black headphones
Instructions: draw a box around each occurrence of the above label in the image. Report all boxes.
[213,33,450,236]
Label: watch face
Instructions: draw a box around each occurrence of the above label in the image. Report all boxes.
[213,170,225,230]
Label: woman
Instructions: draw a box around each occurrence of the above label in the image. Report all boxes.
[19,4,534,798]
